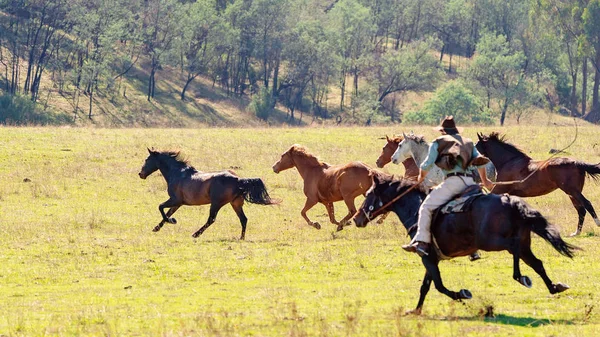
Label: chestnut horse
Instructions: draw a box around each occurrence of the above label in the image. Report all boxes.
[376,135,420,178]
[476,132,600,236]
[272,144,382,231]
[139,149,279,240]
[353,174,576,314]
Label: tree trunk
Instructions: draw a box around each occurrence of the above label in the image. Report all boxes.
[570,70,578,114]
[500,98,509,126]
[181,74,196,100]
[582,57,588,116]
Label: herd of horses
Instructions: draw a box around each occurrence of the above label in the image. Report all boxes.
[138,132,600,314]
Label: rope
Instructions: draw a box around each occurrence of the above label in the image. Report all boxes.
[489,118,579,190]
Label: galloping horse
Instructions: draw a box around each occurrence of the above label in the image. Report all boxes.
[353,174,576,314]
[139,149,279,240]
[376,135,419,178]
[476,132,600,236]
[272,144,382,231]
[391,133,497,190]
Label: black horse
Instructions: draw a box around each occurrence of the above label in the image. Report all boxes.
[138,149,280,239]
[353,174,577,314]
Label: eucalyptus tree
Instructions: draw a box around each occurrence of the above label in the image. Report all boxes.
[176,0,227,100]
[368,38,442,121]
[326,0,376,112]
[583,0,600,122]
[468,32,526,125]
[141,0,183,101]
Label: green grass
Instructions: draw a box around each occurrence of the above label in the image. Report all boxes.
[1,123,600,336]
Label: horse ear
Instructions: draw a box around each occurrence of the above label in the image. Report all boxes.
[372,173,381,185]
[385,135,390,142]
[477,132,483,141]
[147,148,156,155]
[402,131,407,138]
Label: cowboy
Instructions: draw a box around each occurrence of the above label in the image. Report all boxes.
[402,116,494,256]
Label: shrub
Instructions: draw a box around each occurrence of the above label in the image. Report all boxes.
[248,87,274,121]
[404,81,495,125]
[0,93,72,125]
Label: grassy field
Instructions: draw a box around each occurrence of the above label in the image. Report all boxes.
[1,121,600,336]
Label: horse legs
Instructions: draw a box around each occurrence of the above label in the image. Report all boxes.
[407,271,433,315]
[231,197,248,240]
[567,195,586,236]
[510,238,532,288]
[157,197,181,227]
[519,245,569,294]
[153,205,181,232]
[300,198,321,229]
[192,203,225,238]
[421,257,472,303]
[337,196,358,231]
[324,202,340,226]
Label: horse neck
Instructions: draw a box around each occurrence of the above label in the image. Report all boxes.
[291,153,327,179]
[157,157,188,183]
[388,186,424,236]
[409,141,429,167]
[485,143,527,171]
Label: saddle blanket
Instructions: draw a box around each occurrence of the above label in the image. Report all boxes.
[439,185,483,214]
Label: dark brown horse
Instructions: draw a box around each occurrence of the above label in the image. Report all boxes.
[476,132,600,236]
[272,144,383,231]
[376,135,420,178]
[139,149,279,240]
[353,174,576,314]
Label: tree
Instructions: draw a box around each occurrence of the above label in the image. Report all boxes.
[326,0,376,112]
[368,38,442,120]
[583,0,600,122]
[141,0,182,101]
[468,32,525,125]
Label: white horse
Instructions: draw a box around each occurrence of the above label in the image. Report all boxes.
[390,132,496,191]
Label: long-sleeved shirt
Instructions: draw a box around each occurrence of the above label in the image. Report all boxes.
[420,138,486,175]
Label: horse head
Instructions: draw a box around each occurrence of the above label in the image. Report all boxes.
[353,173,387,227]
[272,144,300,173]
[391,135,412,165]
[139,148,160,179]
[376,135,402,168]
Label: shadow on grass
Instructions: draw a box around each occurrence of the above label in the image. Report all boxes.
[424,313,575,327]
[484,314,574,327]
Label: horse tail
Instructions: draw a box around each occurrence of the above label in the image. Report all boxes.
[238,178,281,205]
[576,162,600,182]
[510,196,579,258]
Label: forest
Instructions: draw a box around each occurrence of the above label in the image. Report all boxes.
[1,0,600,126]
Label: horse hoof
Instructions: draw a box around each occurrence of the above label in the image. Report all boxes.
[168,218,177,224]
[336,225,344,232]
[554,282,570,293]
[405,308,422,315]
[192,232,200,238]
[469,253,481,262]
[519,276,533,288]
[569,231,580,237]
[459,289,472,300]
[152,226,161,232]
[313,222,322,230]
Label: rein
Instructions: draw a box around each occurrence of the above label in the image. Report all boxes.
[489,118,579,190]
[369,179,423,218]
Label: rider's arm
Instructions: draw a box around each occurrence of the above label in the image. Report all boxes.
[472,146,494,190]
[419,141,439,172]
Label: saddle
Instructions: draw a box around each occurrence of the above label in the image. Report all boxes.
[407,184,485,236]
[438,184,484,215]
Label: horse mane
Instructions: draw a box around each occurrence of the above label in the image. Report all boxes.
[154,149,194,170]
[486,132,532,160]
[289,144,330,168]
[404,134,427,145]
